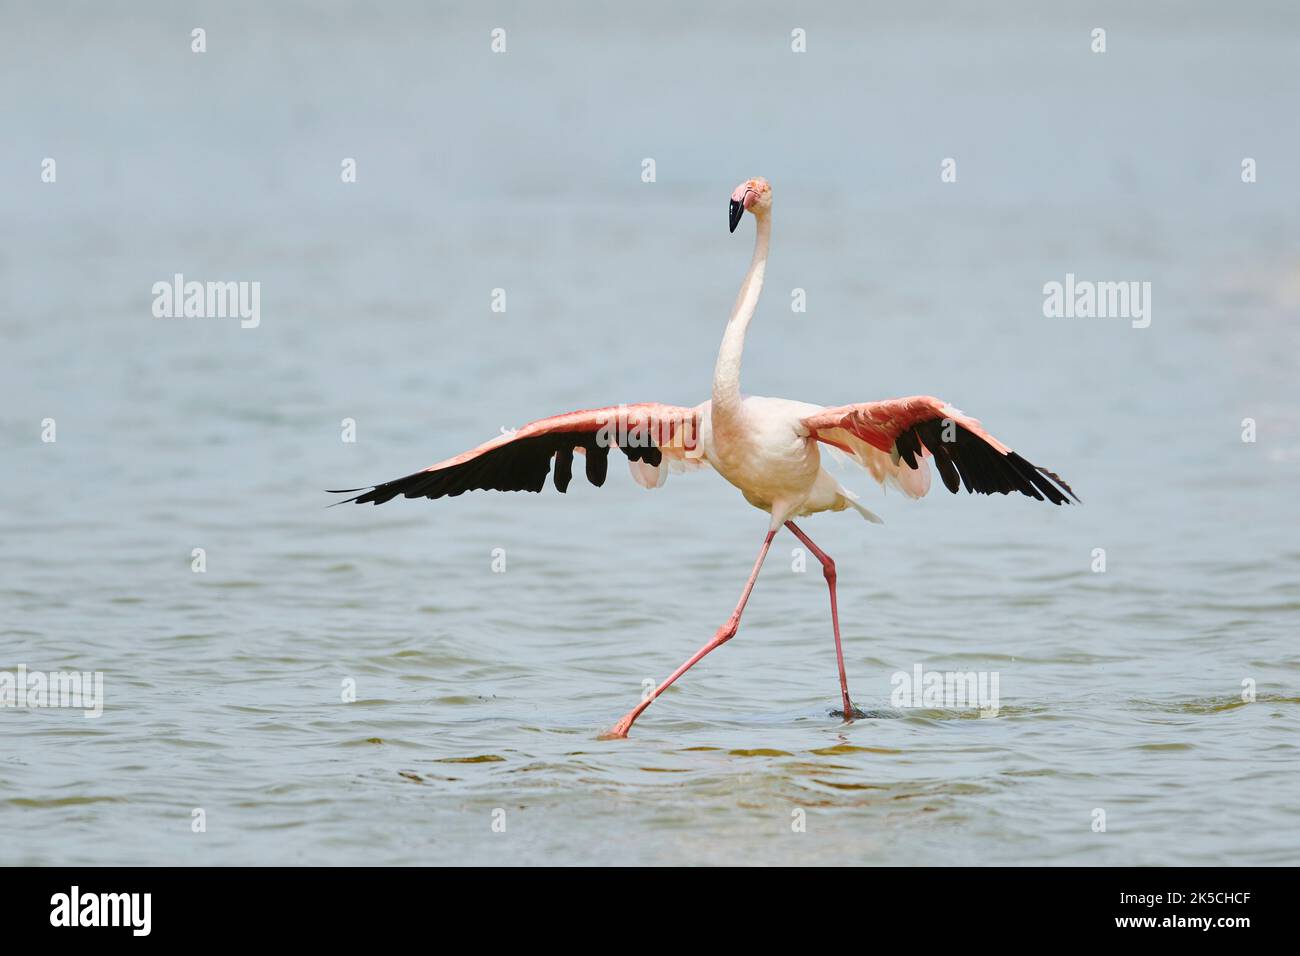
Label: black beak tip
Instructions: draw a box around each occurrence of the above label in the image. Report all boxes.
[728,200,743,233]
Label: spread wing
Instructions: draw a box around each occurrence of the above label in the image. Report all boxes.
[803,395,1078,505]
[328,402,707,505]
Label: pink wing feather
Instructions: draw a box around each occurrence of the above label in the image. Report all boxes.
[804,395,1077,504]
[329,402,705,505]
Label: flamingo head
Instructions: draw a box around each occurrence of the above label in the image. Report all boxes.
[729,177,772,232]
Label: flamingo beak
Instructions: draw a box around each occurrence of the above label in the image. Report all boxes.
[728,199,743,233]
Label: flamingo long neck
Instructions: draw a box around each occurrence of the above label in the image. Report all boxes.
[712,213,770,415]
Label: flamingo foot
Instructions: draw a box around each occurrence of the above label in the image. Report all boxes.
[599,713,636,740]
[833,699,869,721]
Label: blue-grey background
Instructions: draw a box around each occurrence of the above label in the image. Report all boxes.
[1,1,1297,865]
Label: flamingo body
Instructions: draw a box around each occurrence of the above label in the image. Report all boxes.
[698,396,873,523]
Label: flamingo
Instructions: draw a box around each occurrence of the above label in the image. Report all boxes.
[329,177,1078,739]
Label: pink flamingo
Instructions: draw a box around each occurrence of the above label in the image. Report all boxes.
[330,177,1077,738]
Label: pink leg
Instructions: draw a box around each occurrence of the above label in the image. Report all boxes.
[603,528,777,739]
[785,521,857,720]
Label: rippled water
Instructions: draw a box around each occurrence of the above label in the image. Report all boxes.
[3,2,1299,865]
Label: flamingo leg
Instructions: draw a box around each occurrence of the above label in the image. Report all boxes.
[784,520,857,720]
[603,528,777,739]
